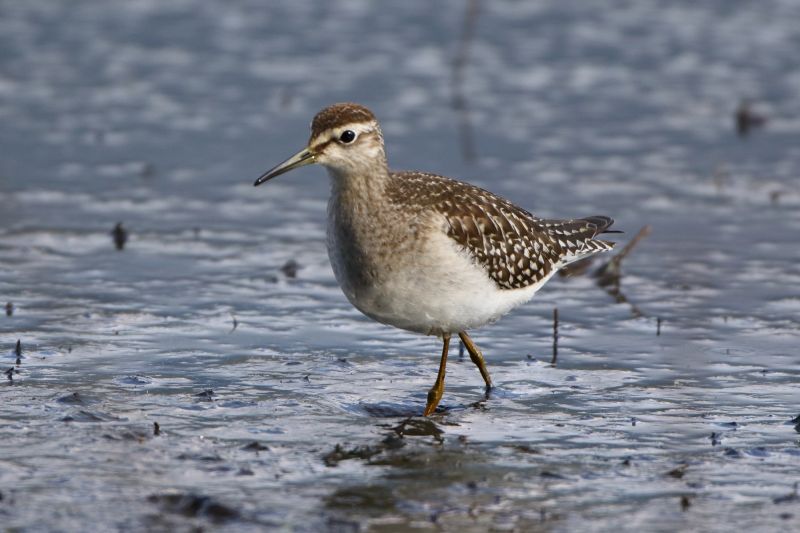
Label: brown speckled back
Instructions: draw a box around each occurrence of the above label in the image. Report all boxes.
[386,171,615,290]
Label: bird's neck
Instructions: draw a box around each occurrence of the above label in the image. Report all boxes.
[327,162,391,208]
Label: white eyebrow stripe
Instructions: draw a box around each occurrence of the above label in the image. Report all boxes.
[337,122,376,136]
[310,121,377,146]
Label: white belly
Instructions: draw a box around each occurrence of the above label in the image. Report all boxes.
[327,226,551,336]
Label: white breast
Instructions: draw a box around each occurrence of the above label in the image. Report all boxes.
[327,212,551,336]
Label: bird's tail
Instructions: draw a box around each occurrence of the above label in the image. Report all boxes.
[581,215,618,250]
[541,215,618,265]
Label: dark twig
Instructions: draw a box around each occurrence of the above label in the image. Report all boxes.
[680,495,691,511]
[560,225,651,281]
[594,225,652,287]
[111,222,128,251]
[593,225,652,318]
[550,308,558,366]
[280,259,299,278]
[735,100,767,137]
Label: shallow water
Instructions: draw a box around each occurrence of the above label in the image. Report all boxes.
[1,0,799,531]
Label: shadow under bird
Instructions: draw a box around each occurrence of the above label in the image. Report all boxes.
[254,103,616,416]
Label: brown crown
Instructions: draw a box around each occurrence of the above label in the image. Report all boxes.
[310,103,377,138]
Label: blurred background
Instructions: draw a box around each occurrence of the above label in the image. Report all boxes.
[1,1,799,531]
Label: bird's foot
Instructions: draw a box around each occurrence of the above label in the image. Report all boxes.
[423,381,444,416]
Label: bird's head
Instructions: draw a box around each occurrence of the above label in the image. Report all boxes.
[254,103,386,186]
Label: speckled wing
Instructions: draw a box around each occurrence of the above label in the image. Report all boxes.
[389,172,616,290]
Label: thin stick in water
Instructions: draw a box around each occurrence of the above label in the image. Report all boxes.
[551,308,559,366]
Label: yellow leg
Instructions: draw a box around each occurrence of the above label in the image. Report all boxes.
[423,334,451,416]
[458,331,492,390]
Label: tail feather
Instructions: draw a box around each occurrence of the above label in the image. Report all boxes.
[541,215,617,266]
[581,215,616,236]
[582,215,617,252]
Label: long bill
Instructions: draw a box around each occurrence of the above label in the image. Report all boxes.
[254,148,315,186]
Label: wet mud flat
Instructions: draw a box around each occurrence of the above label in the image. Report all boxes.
[2,0,800,531]
[1,338,798,532]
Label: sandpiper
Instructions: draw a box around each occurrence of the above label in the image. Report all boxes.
[255,103,616,416]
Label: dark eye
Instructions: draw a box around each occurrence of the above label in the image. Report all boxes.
[339,130,356,144]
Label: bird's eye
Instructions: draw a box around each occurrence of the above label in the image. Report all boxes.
[339,130,356,144]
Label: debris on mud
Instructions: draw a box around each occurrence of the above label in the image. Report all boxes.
[60,410,116,423]
[280,259,300,278]
[111,222,128,250]
[681,495,692,511]
[56,392,89,405]
[666,465,688,479]
[735,99,767,137]
[392,418,444,442]
[724,448,742,458]
[195,389,215,401]
[323,417,447,467]
[242,441,270,452]
[508,444,541,455]
[147,493,239,523]
[323,444,384,467]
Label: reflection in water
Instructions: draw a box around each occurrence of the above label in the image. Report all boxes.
[451,0,481,162]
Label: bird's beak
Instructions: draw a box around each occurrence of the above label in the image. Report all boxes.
[254,147,315,186]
